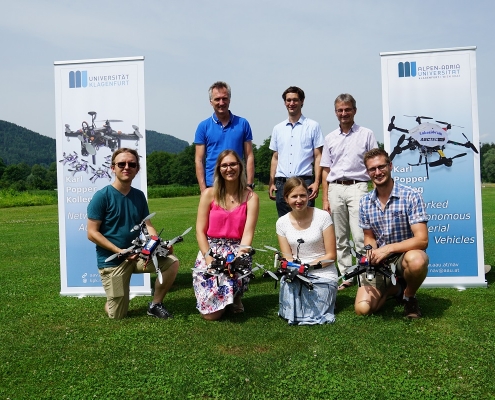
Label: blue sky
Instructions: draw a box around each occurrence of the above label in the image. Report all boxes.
[1,0,494,146]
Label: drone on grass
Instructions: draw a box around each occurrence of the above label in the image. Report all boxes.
[65,111,142,163]
[263,239,334,291]
[105,212,192,284]
[388,115,478,179]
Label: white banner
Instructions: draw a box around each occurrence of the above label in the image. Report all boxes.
[54,56,150,296]
[381,47,485,288]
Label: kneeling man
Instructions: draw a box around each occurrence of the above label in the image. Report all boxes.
[87,148,179,320]
[356,148,428,318]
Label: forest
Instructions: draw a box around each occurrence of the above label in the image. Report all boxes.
[1,119,495,190]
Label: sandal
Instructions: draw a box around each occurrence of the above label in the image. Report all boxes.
[337,280,354,291]
[231,302,244,314]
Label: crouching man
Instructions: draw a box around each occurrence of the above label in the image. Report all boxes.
[87,148,179,320]
[355,148,428,319]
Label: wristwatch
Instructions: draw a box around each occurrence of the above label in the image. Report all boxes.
[247,183,255,190]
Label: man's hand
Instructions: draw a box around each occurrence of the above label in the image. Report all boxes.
[307,182,319,200]
[269,184,277,201]
[368,245,391,265]
[322,199,331,213]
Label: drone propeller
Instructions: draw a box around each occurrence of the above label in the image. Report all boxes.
[132,125,143,138]
[429,153,467,167]
[152,254,163,284]
[96,119,123,123]
[387,116,396,132]
[105,245,136,262]
[435,120,464,130]
[168,226,193,246]
[295,274,312,284]
[390,134,407,160]
[461,133,479,153]
[131,212,156,232]
[81,141,96,155]
[404,115,433,125]
[317,259,335,267]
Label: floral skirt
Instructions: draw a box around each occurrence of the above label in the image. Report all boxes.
[193,238,251,314]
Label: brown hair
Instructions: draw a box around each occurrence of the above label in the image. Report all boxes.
[282,86,305,102]
[283,177,308,199]
[363,148,391,167]
[111,148,140,171]
[213,150,246,208]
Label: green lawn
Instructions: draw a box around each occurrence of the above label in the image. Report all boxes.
[1,188,494,399]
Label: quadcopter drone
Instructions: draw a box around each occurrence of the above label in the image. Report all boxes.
[388,115,478,179]
[105,212,192,284]
[89,156,112,183]
[263,239,334,292]
[65,111,142,163]
[59,151,79,165]
[342,243,398,286]
[193,242,261,285]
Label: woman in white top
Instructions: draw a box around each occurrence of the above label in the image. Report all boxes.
[276,177,338,324]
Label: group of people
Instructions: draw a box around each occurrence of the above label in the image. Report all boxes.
[86,81,429,323]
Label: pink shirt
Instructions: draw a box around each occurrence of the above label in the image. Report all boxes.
[207,201,248,240]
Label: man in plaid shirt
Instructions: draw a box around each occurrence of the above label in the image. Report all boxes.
[356,148,428,318]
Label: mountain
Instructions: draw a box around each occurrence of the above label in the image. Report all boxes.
[0,120,189,166]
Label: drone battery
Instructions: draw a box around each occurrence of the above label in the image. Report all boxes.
[141,235,159,256]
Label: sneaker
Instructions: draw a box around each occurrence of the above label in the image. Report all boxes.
[403,297,422,319]
[147,302,173,319]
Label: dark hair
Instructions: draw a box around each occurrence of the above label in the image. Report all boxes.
[282,86,305,102]
[334,93,357,110]
[363,148,391,167]
[111,148,140,171]
[209,81,231,100]
[283,177,308,199]
[213,150,246,208]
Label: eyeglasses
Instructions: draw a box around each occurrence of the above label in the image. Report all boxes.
[335,108,355,114]
[113,162,137,169]
[220,162,240,170]
[367,163,389,174]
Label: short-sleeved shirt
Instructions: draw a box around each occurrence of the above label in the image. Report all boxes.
[269,115,324,177]
[194,111,253,187]
[359,182,428,247]
[320,123,377,182]
[276,208,338,281]
[87,185,150,268]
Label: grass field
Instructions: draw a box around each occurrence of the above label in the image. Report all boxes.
[1,188,494,399]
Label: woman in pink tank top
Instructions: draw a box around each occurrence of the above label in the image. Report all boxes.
[193,150,259,320]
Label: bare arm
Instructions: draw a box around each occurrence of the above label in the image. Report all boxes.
[368,222,428,264]
[195,144,207,193]
[244,141,255,185]
[196,188,214,263]
[321,167,330,212]
[269,151,278,200]
[277,234,294,262]
[307,146,323,200]
[239,191,259,254]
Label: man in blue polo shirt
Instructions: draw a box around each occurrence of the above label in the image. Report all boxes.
[194,81,255,192]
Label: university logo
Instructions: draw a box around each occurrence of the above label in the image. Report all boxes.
[398,61,416,78]
[69,71,88,88]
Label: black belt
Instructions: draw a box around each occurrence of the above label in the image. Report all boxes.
[331,180,365,185]
[275,175,313,183]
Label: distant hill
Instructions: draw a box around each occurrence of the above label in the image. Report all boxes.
[0,120,189,166]
[0,121,56,166]
[146,129,189,154]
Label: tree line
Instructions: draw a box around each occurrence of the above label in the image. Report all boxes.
[2,141,495,191]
